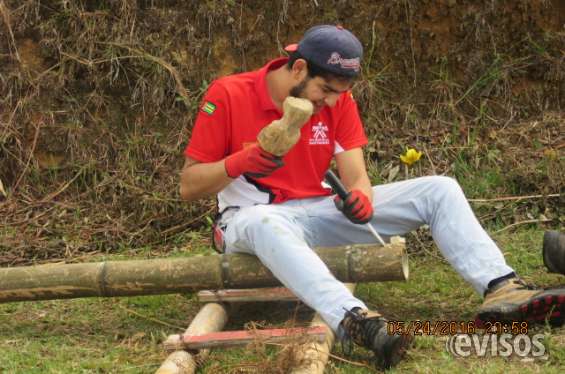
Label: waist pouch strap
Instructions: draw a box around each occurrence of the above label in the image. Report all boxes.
[211,206,240,253]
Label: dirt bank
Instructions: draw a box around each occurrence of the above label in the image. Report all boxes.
[0,0,563,263]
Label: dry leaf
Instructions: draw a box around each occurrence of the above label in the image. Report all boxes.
[388,165,400,182]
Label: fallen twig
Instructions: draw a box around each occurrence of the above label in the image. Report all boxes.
[325,351,379,371]
[60,51,142,66]
[0,1,20,61]
[12,121,40,193]
[422,144,437,175]
[493,218,553,234]
[8,205,56,226]
[469,193,560,203]
[159,206,215,236]
[117,304,185,331]
[40,165,88,203]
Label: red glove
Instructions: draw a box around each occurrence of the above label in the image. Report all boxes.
[224,144,284,179]
[334,189,373,224]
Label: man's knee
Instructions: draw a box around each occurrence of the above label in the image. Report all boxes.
[429,176,465,200]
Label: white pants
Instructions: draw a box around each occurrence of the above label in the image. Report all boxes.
[222,176,515,332]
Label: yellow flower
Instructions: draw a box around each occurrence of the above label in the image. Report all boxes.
[400,147,422,166]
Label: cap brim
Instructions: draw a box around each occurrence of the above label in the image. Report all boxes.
[284,43,298,52]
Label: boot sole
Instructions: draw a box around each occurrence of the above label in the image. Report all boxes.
[378,333,414,369]
[476,290,565,327]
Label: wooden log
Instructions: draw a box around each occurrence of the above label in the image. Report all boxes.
[290,283,356,374]
[156,303,228,374]
[197,287,298,303]
[164,326,327,351]
[0,238,408,303]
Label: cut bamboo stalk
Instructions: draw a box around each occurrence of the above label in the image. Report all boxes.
[156,303,228,374]
[290,283,356,374]
[164,326,327,351]
[197,287,298,303]
[0,239,408,303]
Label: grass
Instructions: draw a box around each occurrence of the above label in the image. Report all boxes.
[1,227,564,373]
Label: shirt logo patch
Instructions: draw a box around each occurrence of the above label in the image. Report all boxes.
[201,101,217,115]
[309,122,330,145]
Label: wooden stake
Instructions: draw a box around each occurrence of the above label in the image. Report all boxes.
[156,303,228,374]
[290,283,357,374]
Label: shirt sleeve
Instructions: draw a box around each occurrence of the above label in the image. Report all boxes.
[184,81,230,162]
[334,92,368,153]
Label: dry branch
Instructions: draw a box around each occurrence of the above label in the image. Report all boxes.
[468,193,561,203]
[0,1,20,61]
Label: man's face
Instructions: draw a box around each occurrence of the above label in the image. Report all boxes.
[289,75,352,114]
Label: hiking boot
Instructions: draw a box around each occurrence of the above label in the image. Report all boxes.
[339,308,413,370]
[476,277,565,327]
[543,231,565,275]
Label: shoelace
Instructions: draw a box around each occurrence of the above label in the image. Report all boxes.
[339,308,384,355]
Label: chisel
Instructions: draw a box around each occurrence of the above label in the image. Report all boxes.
[324,170,386,246]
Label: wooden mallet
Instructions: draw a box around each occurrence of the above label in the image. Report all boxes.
[257,96,313,156]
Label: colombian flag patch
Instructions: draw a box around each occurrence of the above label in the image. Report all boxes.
[201,101,217,115]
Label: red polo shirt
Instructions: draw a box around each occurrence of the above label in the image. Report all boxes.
[185,58,367,211]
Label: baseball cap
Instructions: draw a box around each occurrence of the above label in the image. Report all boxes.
[285,25,363,78]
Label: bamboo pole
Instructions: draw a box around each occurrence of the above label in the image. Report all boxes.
[156,303,228,374]
[0,238,408,303]
[290,283,356,374]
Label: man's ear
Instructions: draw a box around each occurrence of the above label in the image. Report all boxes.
[290,59,308,81]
